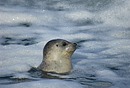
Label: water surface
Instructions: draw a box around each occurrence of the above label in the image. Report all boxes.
[0,0,130,88]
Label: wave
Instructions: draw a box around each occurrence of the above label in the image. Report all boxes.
[0,0,129,27]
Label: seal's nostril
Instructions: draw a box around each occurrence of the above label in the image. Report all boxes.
[74,43,80,49]
[73,43,77,47]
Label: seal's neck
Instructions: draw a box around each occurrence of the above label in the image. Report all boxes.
[41,56,72,74]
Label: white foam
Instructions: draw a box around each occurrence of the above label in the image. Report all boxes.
[101,39,130,55]
[0,8,62,26]
[0,0,130,88]
[61,32,94,40]
[100,0,130,27]
[65,11,93,21]
[0,11,36,25]
[1,80,83,88]
[96,69,118,78]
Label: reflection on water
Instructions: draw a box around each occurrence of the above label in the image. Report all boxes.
[0,70,113,88]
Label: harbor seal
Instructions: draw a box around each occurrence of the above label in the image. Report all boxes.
[37,39,77,74]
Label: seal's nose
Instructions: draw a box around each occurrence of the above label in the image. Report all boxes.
[74,43,77,46]
[74,43,80,49]
[73,43,77,49]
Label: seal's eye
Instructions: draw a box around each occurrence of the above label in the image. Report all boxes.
[62,42,67,46]
[56,44,59,47]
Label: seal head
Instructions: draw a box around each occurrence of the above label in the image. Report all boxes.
[37,39,77,74]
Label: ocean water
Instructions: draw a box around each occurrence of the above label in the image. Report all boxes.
[0,0,130,88]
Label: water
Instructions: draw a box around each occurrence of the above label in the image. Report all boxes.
[0,0,130,88]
